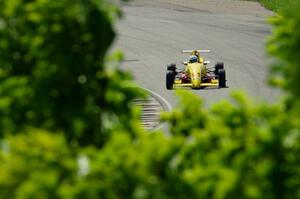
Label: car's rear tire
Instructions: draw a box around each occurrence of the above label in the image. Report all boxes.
[218,69,226,88]
[166,71,175,90]
[167,63,176,72]
[215,62,224,75]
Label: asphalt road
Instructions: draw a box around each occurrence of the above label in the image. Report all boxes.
[112,0,280,108]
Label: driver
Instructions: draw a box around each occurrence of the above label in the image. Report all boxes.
[189,55,198,63]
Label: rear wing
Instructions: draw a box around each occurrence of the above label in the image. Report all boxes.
[182,49,211,53]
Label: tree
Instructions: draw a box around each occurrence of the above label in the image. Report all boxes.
[0,0,144,147]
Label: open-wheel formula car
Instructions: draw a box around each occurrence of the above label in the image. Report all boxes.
[166,50,226,89]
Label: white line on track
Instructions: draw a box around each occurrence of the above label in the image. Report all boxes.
[141,87,173,112]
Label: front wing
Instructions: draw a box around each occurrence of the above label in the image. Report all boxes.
[173,79,219,88]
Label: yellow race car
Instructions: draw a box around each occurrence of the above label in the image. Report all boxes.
[166,50,226,89]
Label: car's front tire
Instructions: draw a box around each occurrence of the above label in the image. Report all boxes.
[218,69,226,88]
[214,62,224,76]
[166,71,175,90]
[167,63,176,72]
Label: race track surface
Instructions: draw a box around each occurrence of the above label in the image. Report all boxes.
[112,0,280,107]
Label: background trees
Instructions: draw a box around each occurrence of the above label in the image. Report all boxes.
[0,0,299,198]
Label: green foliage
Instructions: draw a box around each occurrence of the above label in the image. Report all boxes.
[258,0,295,11]
[1,92,299,199]
[162,91,300,199]
[0,0,299,199]
[0,130,77,198]
[267,1,300,110]
[0,0,144,146]
[0,129,189,199]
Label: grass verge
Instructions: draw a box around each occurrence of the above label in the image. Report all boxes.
[252,0,296,11]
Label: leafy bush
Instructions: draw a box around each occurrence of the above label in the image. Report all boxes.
[0,130,77,198]
[161,91,300,199]
[1,92,299,199]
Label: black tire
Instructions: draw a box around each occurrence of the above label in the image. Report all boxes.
[218,69,226,88]
[214,62,224,75]
[167,63,176,72]
[166,71,175,90]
